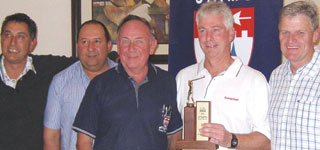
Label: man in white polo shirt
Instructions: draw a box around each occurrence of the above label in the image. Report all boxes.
[176,1,270,149]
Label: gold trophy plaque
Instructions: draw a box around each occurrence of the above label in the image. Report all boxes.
[176,77,217,150]
[196,101,210,141]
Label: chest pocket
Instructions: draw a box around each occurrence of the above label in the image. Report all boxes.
[296,86,320,104]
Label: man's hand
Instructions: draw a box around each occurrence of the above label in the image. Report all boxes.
[199,123,232,147]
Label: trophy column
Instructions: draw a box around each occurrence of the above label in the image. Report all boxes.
[184,103,196,140]
[176,78,217,150]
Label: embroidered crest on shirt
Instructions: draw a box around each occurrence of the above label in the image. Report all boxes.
[159,104,172,133]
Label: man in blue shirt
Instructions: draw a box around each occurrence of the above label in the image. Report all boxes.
[43,20,117,150]
[268,1,320,149]
[73,15,183,150]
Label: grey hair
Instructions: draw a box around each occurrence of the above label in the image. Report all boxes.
[196,1,234,30]
[117,15,155,40]
[280,1,319,31]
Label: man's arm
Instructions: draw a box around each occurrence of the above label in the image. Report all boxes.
[236,131,270,150]
[43,76,63,150]
[200,123,270,150]
[167,130,182,150]
[43,127,61,150]
[76,132,93,150]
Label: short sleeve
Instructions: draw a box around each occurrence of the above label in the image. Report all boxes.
[248,74,271,139]
[72,79,101,139]
[43,76,62,129]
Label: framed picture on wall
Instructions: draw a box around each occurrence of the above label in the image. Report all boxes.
[92,0,170,44]
[71,0,169,65]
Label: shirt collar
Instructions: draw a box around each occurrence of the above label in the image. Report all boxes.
[285,47,320,78]
[107,58,118,68]
[0,55,36,88]
[196,56,243,78]
[79,58,118,82]
[78,61,90,86]
[115,62,158,82]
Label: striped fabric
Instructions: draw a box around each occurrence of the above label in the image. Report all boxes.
[44,59,117,150]
[268,49,320,150]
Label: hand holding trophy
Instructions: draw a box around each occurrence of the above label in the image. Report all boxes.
[176,77,217,149]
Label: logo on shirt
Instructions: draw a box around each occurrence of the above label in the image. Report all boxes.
[158,104,172,133]
[224,96,239,101]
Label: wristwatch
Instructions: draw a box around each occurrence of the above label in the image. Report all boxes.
[229,133,238,149]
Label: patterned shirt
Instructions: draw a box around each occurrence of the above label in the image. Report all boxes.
[43,59,117,150]
[268,49,320,150]
[0,56,36,88]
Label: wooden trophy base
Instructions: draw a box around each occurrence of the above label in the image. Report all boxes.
[176,140,218,149]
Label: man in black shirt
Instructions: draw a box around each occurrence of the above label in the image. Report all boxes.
[0,13,75,150]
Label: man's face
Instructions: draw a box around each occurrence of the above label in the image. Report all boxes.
[279,14,320,66]
[1,21,36,65]
[198,14,234,59]
[117,20,157,73]
[77,23,111,72]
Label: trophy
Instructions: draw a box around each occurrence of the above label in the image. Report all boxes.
[176,77,217,149]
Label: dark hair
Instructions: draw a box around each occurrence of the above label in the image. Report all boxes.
[1,13,37,41]
[77,20,111,42]
[117,15,155,39]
